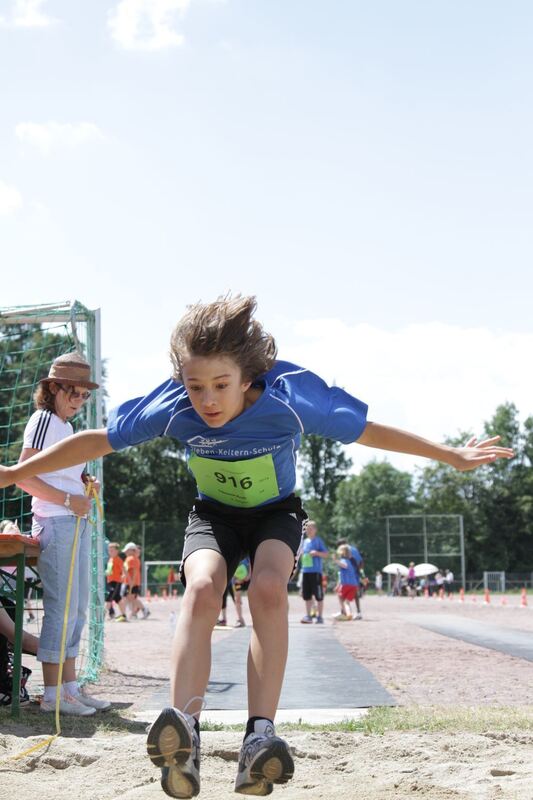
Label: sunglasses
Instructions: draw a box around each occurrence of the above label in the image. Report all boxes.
[59,385,92,401]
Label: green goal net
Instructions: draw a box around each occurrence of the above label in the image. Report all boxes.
[0,300,105,684]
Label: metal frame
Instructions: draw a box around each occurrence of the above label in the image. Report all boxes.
[0,300,105,683]
[385,514,465,589]
[143,560,181,595]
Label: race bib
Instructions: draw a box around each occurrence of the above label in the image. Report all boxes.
[189,453,280,508]
[301,553,314,568]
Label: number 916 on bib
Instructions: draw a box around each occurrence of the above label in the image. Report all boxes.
[188,453,280,508]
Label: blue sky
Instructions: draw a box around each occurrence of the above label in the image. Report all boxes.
[1,0,532,471]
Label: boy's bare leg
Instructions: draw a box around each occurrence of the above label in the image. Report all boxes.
[170,549,227,712]
[247,540,294,721]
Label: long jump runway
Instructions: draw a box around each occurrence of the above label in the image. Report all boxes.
[410,614,533,661]
[143,621,395,717]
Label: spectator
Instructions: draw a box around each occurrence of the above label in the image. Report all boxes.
[105,542,126,620]
[375,570,383,596]
[445,568,455,595]
[122,543,150,620]
[299,521,328,624]
[332,545,360,620]
[16,353,110,715]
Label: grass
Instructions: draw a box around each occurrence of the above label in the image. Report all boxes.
[2,705,533,741]
[0,704,146,738]
[200,706,533,735]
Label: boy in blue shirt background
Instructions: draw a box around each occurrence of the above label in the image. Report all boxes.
[299,521,328,624]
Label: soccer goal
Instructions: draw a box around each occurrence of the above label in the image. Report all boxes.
[0,300,105,684]
[385,514,466,589]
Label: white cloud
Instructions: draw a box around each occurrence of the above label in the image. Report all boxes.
[0,0,55,28]
[0,180,23,215]
[108,0,191,51]
[283,319,533,471]
[15,122,105,156]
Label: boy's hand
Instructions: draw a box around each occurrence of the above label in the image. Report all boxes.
[450,436,514,471]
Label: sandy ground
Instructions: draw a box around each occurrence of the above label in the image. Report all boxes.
[1,593,533,799]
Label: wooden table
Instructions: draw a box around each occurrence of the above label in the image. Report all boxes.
[0,533,40,717]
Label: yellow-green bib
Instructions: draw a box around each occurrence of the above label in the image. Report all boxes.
[189,453,280,508]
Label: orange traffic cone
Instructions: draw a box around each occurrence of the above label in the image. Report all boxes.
[472,594,477,603]
[459,588,465,603]
[146,589,151,603]
[438,587,445,601]
[484,589,491,604]
[501,595,508,606]
[424,586,429,599]
[520,588,528,608]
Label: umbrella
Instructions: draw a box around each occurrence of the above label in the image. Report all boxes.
[382,563,408,576]
[414,563,439,577]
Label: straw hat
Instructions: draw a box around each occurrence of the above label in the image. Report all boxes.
[40,352,99,390]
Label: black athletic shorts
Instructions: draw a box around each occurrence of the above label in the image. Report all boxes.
[302,572,324,602]
[106,581,122,603]
[180,494,307,587]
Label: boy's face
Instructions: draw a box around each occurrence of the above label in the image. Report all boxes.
[306,524,317,539]
[181,354,252,428]
[108,546,118,556]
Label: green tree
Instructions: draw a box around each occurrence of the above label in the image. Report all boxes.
[103,437,197,560]
[332,460,414,573]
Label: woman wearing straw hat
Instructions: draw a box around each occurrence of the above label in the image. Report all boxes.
[16,352,110,715]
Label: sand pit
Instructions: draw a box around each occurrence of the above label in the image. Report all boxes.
[1,594,533,799]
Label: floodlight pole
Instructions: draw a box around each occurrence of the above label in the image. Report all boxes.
[459,515,466,589]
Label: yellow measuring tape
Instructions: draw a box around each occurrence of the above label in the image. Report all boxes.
[10,482,102,761]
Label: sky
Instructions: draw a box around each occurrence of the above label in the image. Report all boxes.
[1,0,532,474]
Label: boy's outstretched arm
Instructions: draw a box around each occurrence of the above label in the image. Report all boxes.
[357,423,514,471]
[0,429,113,488]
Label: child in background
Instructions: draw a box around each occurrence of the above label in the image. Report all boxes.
[105,542,125,620]
[233,557,251,628]
[333,544,359,621]
[123,543,150,620]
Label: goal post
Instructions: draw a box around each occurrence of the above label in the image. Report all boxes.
[385,514,466,589]
[0,300,105,684]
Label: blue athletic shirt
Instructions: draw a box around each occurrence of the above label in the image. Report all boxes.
[337,558,358,586]
[300,535,328,573]
[107,360,368,508]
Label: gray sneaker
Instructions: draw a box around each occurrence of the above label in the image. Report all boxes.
[235,722,294,796]
[76,692,112,711]
[40,692,96,716]
[147,707,200,798]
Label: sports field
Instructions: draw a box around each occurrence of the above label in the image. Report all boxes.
[2,593,533,799]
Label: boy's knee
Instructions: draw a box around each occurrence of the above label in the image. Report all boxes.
[249,570,287,610]
[185,576,223,615]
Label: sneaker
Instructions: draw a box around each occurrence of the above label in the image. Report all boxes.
[142,608,151,620]
[300,615,313,624]
[332,613,352,621]
[314,616,324,624]
[40,692,96,716]
[235,720,294,795]
[147,707,200,798]
[234,620,246,628]
[215,618,227,627]
[354,613,362,620]
[115,615,128,622]
[76,692,112,711]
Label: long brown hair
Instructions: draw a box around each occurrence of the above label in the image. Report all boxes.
[170,295,277,383]
[33,381,60,413]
